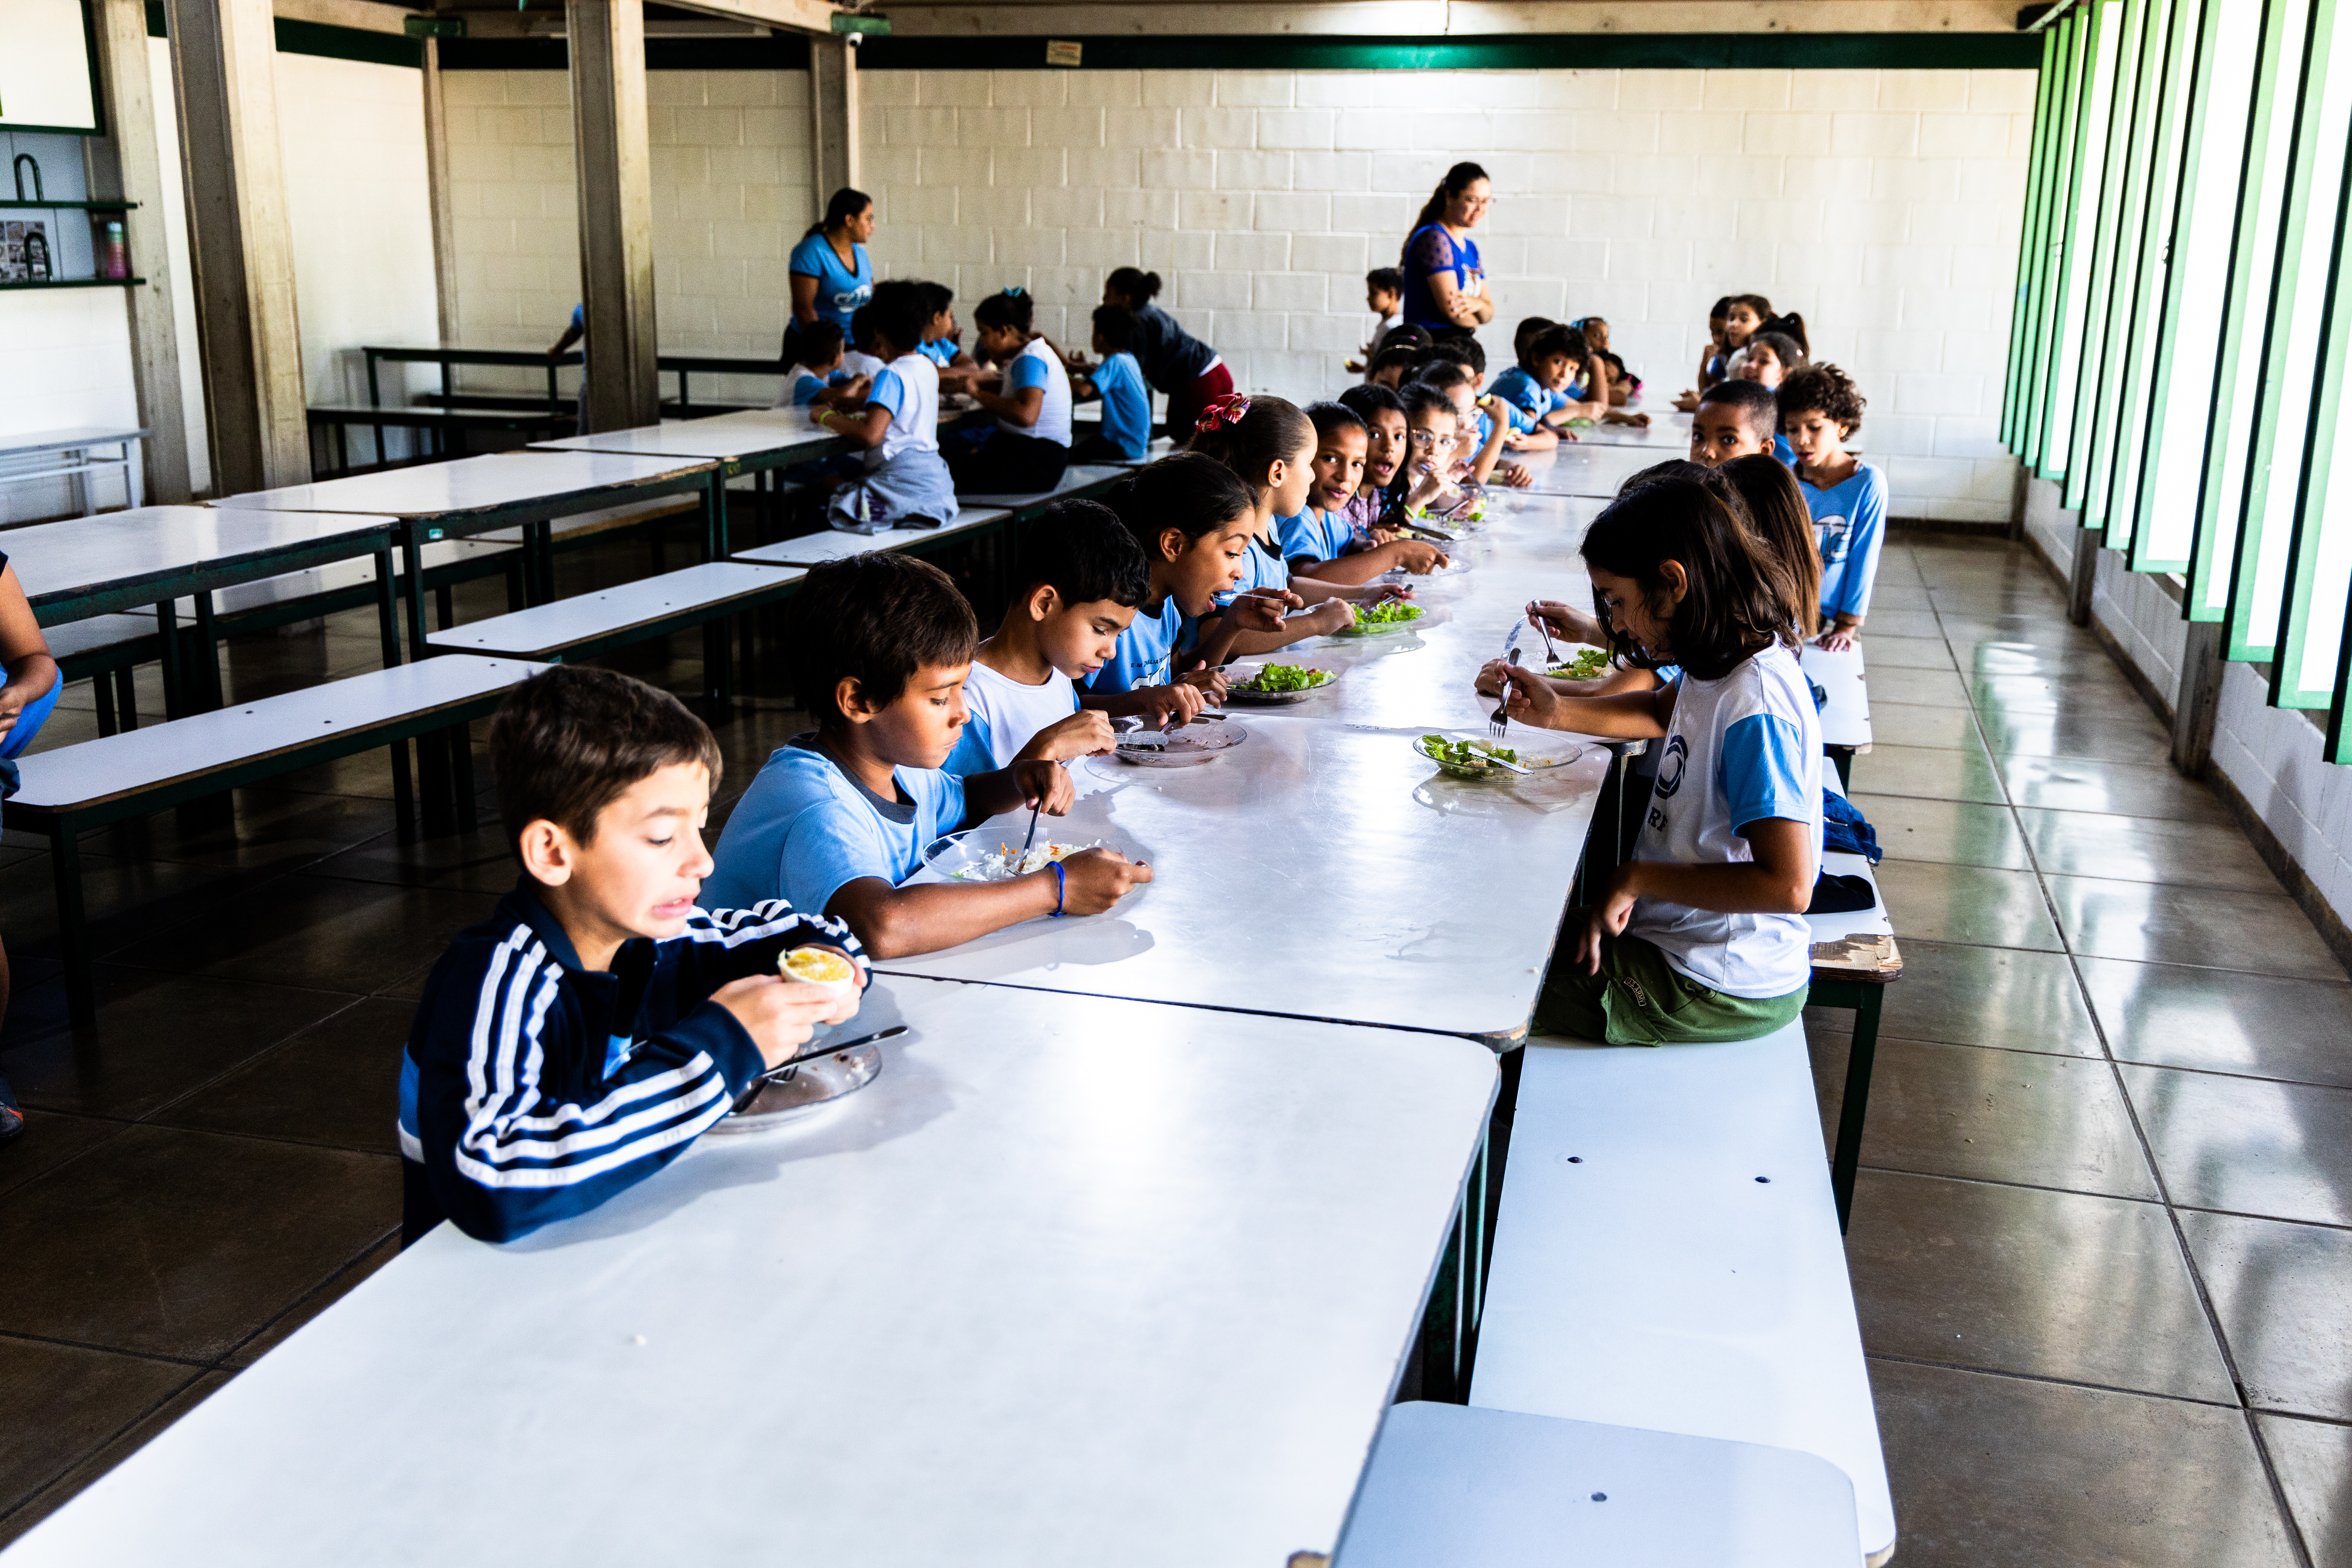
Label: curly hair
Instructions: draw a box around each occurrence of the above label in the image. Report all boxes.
[1777,362,1867,434]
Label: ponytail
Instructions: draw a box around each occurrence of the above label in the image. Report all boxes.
[1106,267,1163,304]
[973,287,1035,334]
[1411,161,1490,232]
[804,186,872,240]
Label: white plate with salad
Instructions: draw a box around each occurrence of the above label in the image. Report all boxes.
[1413,729,1592,779]
[921,830,1107,882]
[1225,662,1339,705]
[1339,602,1426,637]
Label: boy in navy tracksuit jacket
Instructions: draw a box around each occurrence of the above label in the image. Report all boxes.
[398,666,866,1245]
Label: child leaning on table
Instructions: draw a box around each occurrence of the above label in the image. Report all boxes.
[1779,363,1887,653]
[705,553,1150,960]
[397,666,867,1246]
[1491,476,1822,1046]
[812,280,959,533]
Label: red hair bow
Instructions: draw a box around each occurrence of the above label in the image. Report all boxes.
[1194,394,1252,433]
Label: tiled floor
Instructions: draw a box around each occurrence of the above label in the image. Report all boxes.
[0,531,2347,1563]
[1810,536,2352,1567]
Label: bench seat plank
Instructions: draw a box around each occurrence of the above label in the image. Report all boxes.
[1471,1023,1896,1562]
[732,507,1012,567]
[957,463,1131,509]
[1808,851,1902,982]
[424,562,805,660]
[1334,1401,1860,1568]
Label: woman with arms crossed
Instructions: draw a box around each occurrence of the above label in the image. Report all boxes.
[1399,162,1496,341]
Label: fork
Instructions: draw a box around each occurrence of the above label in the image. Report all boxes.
[1490,649,1520,740]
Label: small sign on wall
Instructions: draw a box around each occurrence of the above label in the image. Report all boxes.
[1045,40,1083,68]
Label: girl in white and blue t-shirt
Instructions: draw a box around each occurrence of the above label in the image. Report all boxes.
[811,281,959,534]
[773,320,847,411]
[942,289,1072,496]
[1495,476,1822,1045]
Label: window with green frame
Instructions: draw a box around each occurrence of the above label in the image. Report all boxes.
[2024,14,2091,471]
[2040,1,2124,484]
[2002,31,2066,452]
[2066,0,2157,520]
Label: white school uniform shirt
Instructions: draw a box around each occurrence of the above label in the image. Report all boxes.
[942,659,1080,774]
[839,348,888,383]
[865,351,941,467]
[1623,639,1823,999]
[773,363,829,409]
[1000,338,1074,447]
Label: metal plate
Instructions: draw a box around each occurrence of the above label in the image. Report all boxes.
[1114,720,1248,767]
[1223,663,1341,706]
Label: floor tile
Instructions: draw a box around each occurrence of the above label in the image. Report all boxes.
[1850,792,2032,870]
[2018,808,2285,893]
[73,789,398,876]
[159,997,408,1155]
[1866,701,1983,752]
[306,822,522,896]
[1807,1035,2156,1197]
[2257,1413,2352,1567]
[2180,1211,2352,1421]
[2079,957,2352,1087]
[1972,706,2175,766]
[0,1125,400,1361]
[2045,876,2343,978]
[1863,663,1975,709]
[1856,609,1946,640]
[225,1232,399,1368]
[1868,1358,2297,1568]
[1852,940,2102,1055]
[1848,742,2009,805]
[1967,670,2147,715]
[0,1111,127,1201]
[1997,755,2232,824]
[0,1338,197,1524]
[1846,1169,2236,1401]
[0,852,257,968]
[1873,861,2065,951]
[0,969,360,1119]
[0,1368,230,1550]
[1867,584,1935,611]
[1859,634,1957,670]
[122,874,499,994]
[2121,1065,2352,1227]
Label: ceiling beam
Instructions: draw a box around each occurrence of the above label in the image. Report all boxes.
[654,0,844,38]
[881,0,2021,35]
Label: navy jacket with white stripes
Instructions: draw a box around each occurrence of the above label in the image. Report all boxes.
[398,879,863,1243]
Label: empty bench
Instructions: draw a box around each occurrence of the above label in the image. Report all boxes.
[9,654,536,1026]
[1333,1401,1861,1567]
[1469,1021,1897,1563]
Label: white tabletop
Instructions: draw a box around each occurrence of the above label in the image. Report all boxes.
[1544,411,1689,449]
[1335,1401,1861,1567]
[0,424,152,456]
[1,977,1498,1568]
[1470,1023,1896,1559]
[882,712,1606,1041]
[1799,644,1871,748]
[6,505,400,618]
[210,450,717,524]
[528,409,842,465]
[1518,438,1674,499]
[732,507,1013,567]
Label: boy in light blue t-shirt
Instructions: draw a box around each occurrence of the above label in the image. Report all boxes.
[1778,363,1886,653]
[707,553,1152,957]
[1071,305,1153,463]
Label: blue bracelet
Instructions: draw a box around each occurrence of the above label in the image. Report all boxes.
[1050,860,1067,917]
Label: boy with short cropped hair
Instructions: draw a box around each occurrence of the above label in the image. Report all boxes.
[945,500,1142,773]
[399,666,867,1245]
[1351,267,1405,374]
[1690,379,1780,467]
[706,553,1151,958]
[1779,363,1887,652]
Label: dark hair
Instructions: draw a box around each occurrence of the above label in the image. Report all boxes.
[1187,394,1316,495]
[916,281,954,323]
[1366,265,1404,296]
[1411,160,1490,232]
[782,318,844,369]
[973,288,1034,333]
[865,280,929,359]
[1526,323,1587,369]
[1708,296,1733,320]
[1580,478,1798,680]
[1370,344,1422,381]
[1513,316,1556,359]
[1719,455,1822,638]
[1106,267,1163,304]
[1017,499,1150,608]
[1729,293,1775,320]
[1307,400,1367,444]
[1091,303,1139,355]
[1423,337,1485,376]
[490,666,722,851]
[1337,383,1405,423]
[1747,331,1807,374]
[847,303,876,355]
[1758,312,1810,356]
[1106,452,1256,549]
[1410,358,1473,394]
[805,185,871,240]
[1778,362,1866,433]
[784,553,980,726]
[1375,323,1432,358]
[1699,378,1782,445]
[1399,382,1456,424]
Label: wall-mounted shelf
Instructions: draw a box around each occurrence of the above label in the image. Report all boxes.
[0,199,138,211]
[0,277,147,292]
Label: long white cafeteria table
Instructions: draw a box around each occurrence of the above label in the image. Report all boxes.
[0,977,1498,1568]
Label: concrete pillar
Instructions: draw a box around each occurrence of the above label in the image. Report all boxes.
[809,35,860,215]
[565,0,660,432]
[2171,618,2226,776]
[421,35,461,347]
[165,0,310,495]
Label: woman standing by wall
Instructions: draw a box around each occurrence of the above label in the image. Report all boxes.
[790,188,876,339]
[1399,162,1496,341]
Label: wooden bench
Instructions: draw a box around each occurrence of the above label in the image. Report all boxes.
[1470,1021,1897,1565]
[1332,1401,1862,1567]
[305,402,574,477]
[732,505,1013,569]
[9,655,536,1025]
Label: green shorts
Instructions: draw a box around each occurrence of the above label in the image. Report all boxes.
[1534,929,1808,1046]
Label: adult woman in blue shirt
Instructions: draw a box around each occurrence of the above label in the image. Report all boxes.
[789,187,876,338]
[1399,162,1496,341]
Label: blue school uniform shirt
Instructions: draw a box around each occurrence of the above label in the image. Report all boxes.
[1083,596,1185,694]
[787,234,873,332]
[919,338,958,368]
[1487,366,1554,436]
[1774,433,1797,465]
[1805,462,1889,621]
[1277,507,1354,566]
[1092,352,1150,459]
[704,738,967,918]
[775,364,828,409]
[1219,536,1289,604]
